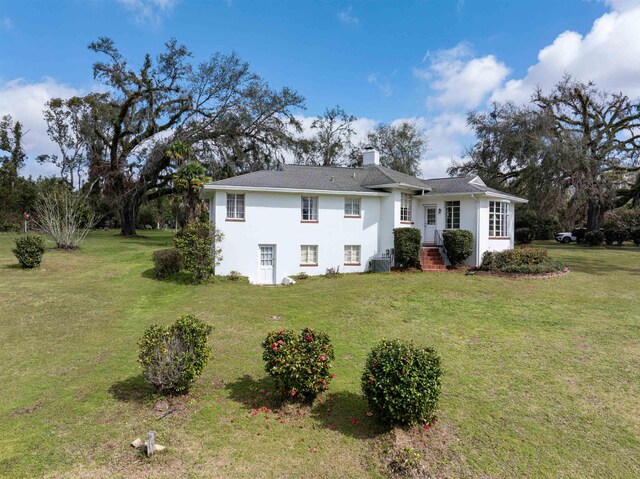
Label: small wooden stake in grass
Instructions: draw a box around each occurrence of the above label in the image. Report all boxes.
[147,431,155,457]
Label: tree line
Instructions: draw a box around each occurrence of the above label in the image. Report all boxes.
[450,74,640,232]
[0,38,427,235]
[2,40,638,236]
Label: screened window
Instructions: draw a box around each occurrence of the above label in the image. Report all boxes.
[344,198,361,217]
[226,193,245,219]
[489,201,509,237]
[301,196,318,221]
[344,245,361,264]
[400,193,413,222]
[300,245,318,265]
[445,201,460,229]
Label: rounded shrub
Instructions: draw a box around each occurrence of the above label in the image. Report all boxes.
[514,227,534,244]
[479,248,564,274]
[152,248,181,279]
[13,234,46,268]
[362,339,442,426]
[262,327,334,403]
[442,229,473,266]
[631,228,640,246]
[393,227,421,269]
[138,314,212,394]
[603,226,629,246]
[584,230,604,246]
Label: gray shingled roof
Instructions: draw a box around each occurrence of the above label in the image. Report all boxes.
[206,164,428,192]
[203,164,526,201]
[422,176,525,199]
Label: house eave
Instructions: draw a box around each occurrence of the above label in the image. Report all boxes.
[416,191,528,203]
[200,184,390,198]
[366,183,428,191]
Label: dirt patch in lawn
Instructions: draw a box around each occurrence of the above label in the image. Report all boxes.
[372,421,488,479]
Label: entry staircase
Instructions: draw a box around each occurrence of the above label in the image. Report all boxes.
[419,230,449,272]
[419,246,447,271]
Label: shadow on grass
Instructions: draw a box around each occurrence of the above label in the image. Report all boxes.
[109,375,156,404]
[310,390,388,440]
[225,374,284,410]
[140,268,197,285]
[118,233,173,248]
[561,255,640,276]
[3,263,22,270]
[225,375,386,439]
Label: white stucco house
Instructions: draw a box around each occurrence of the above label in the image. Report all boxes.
[200,149,527,284]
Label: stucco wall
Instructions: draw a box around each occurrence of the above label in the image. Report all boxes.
[212,191,383,283]
[477,199,515,264]
[207,189,519,279]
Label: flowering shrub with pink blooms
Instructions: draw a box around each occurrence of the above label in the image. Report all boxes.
[362,339,441,426]
[261,327,334,403]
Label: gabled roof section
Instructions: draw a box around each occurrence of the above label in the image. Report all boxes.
[422,175,527,202]
[360,165,429,190]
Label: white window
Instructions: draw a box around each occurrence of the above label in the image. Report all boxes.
[401,193,413,223]
[344,197,361,217]
[489,201,509,237]
[300,245,318,265]
[301,196,318,221]
[226,193,245,219]
[344,245,361,265]
[445,201,460,229]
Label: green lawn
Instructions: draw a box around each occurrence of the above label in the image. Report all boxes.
[1,231,639,478]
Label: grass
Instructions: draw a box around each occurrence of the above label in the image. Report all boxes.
[1,230,639,478]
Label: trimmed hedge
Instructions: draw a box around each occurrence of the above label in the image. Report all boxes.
[393,227,421,269]
[13,234,46,268]
[480,247,564,274]
[262,327,334,403]
[603,226,629,246]
[152,248,181,279]
[442,229,473,266]
[138,314,213,394]
[362,339,442,426]
[515,227,534,244]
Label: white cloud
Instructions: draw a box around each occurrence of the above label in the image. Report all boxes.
[117,0,178,26]
[0,78,82,177]
[337,7,359,25]
[415,42,510,109]
[392,114,472,178]
[492,2,640,103]
[367,73,393,97]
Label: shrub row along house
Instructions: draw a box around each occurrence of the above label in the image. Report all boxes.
[200,149,527,284]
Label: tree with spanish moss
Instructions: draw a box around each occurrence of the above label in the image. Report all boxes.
[84,37,304,236]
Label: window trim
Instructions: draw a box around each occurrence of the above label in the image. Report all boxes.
[344,197,361,218]
[301,196,319,222]
[300,244,319,266]
[488,201,509,238]
[445,201,460,230]
[343,244,361,266]
[226,193,245,221]
[400,193,413,223]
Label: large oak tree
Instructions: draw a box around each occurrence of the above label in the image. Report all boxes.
[85,37,304,235]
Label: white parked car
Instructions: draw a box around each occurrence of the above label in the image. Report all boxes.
[555,232,576,243]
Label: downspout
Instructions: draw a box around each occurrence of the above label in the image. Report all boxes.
[471,194,480,267]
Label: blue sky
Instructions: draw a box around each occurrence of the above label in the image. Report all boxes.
[1,0,639,177]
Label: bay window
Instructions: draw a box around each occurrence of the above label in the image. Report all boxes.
[489,201,509,237]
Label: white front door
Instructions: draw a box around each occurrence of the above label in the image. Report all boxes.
[258,245,276,284]
[424,205,437,244]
